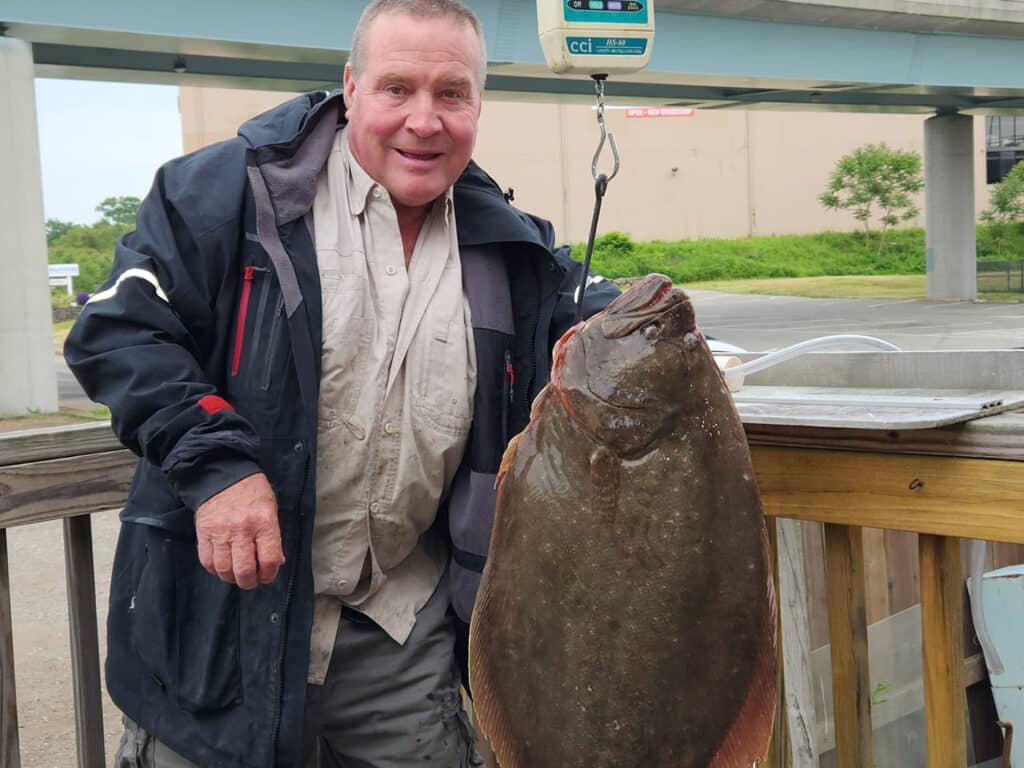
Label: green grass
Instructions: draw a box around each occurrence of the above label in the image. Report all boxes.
[689,274,1022,302]
[572,226,1024,286]
[692,274,929,299]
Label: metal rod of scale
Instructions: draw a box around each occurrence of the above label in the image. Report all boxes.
[535,0,655,321]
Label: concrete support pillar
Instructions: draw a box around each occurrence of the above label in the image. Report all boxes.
[924,112,977,301]
[0,37,58,414]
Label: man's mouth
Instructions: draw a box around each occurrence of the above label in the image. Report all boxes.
[395,149,442,162]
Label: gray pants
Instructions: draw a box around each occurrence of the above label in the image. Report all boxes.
[115,573,483,768]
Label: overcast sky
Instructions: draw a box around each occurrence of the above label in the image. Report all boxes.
[34,79,183,225]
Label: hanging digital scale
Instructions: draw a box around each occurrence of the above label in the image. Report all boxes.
[537,0,654,75]
[536,0,655,318]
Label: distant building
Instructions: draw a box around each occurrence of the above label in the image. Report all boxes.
[180,87,994,244]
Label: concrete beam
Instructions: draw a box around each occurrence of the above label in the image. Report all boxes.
[5,1,1024,110]
[924,112,977,302]
[661,0,1024,38]
[0,36,58,414]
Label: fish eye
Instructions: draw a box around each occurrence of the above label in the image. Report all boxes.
[642,323,661,341]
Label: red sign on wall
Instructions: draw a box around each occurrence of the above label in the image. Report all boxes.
[625,107,696,118]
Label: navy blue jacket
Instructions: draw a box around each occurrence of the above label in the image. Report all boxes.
[65,90,618,767]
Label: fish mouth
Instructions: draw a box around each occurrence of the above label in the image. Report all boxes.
[598,274,692,339]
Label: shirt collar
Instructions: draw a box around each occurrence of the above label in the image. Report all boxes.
[341,127,455,219]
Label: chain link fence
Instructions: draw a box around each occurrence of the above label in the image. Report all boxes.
[978,258,1024,293]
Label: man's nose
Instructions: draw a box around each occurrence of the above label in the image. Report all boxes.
[405,92,443,136]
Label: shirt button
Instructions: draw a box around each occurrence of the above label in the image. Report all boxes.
[369,501,380,514]
[372,186,382,199]
[385,265,397,276]
[384,421,396,435]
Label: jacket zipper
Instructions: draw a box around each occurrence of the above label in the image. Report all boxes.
[231,265,268,376]
[268,453,307,764]
[247,269,273,372]
[259,295,286,392]
[502,349,513,446]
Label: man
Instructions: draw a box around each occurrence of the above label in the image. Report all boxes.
[65,1,618,766]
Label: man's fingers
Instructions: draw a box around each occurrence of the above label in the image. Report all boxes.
[197,536,214,576]
[193,473,284,587]
[255,524,286,584]
[231,538,259,590]
[212,542,236,584]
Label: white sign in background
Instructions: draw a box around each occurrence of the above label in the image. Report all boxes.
[48,263,80,278]
[48,263,79,295]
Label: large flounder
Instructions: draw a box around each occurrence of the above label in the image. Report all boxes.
[469,274,776,768]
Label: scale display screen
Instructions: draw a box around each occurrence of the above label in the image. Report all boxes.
[565,0,648,23]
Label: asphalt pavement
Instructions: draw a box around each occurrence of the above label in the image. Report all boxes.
[688,291,1024,353]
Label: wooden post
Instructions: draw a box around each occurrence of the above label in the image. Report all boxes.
[63,515,106,768]
[1,528,22,768]
[764,520,789,768]
[777,519,817,767]
[823,523,873,768]
[919,534,967,768]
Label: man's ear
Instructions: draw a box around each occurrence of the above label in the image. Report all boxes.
[343,63,356,116]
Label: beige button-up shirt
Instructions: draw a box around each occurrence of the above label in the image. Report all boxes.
[308,127,476,684]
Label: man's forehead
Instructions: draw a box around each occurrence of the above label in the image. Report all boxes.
[358,12,483,82]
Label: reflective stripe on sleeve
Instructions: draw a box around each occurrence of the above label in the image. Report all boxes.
[86,268,170,305]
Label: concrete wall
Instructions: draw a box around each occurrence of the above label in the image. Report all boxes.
[179,87,988,245]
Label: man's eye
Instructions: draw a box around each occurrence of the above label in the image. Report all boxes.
[385,85,405,96]
[442,89,463,99]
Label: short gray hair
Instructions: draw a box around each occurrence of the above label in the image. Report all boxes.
[348,0,488,90]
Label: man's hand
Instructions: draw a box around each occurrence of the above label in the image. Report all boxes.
[195,473,285,590]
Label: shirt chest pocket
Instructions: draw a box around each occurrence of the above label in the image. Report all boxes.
[413,319,474,437]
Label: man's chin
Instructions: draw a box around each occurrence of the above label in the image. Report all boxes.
[390,185,448,212]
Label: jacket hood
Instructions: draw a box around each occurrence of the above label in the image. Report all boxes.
[238,89,344,156]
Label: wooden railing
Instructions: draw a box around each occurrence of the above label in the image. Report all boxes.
[2,409,1023,768]
[1,422,135,768]
[750,409,1024,768]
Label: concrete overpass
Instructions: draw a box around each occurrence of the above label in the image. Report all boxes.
[4,0,1024,110]
[2,0,1024,412]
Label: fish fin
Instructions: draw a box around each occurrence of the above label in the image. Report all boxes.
[469,575,528,768]
[496,431,524,490]
[708,518,778,768]
[590,446,620,525]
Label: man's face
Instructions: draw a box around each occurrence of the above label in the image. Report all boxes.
[344,12,483,214]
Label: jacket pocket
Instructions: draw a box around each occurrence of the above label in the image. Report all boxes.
[129,524,242,713]
[231,264,269,377]
[259,295,286,392]
[175,563,242,712]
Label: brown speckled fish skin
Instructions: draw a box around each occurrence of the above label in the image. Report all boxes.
[469,274,776,768]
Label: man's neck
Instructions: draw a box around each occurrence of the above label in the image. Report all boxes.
[394,203,431,268]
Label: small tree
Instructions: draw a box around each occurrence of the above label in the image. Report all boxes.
[980,161,1024,256]
[46,218,74,244]
[95,196,141,227]
[819,143,924,254]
